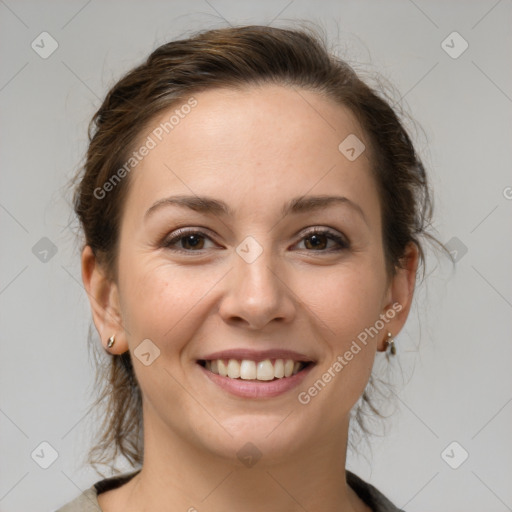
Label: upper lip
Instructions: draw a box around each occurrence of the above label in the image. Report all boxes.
[198,348,316,363]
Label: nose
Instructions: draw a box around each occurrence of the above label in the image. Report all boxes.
[217,247,296,330]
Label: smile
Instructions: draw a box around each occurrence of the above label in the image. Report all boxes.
[196,358,315,399]
[198,358,312,381]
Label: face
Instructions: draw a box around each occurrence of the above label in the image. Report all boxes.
[84,84,416,465]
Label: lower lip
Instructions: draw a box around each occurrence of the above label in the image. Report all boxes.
[197,362,315,398]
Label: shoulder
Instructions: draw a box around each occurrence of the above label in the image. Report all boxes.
[55,467,402,512]
[54,486,100,512]
[54,469,141,512]
[346,470,405,512]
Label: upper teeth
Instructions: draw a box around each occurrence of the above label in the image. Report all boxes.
[204,359,305,380]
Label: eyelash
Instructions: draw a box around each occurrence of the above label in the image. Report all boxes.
[161,227,350,254]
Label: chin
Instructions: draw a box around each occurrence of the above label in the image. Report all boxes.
[200,414,312,466]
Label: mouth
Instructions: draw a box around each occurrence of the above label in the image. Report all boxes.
[197,358,314,381]
[195,348,317,398]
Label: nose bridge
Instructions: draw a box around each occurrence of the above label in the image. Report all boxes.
[218,233,295,328]
[235,235,281,304]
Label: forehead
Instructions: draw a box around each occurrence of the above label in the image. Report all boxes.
[123,84,379,225]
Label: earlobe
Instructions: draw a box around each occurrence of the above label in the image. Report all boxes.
[378,242,419,352]
[81,245,128,354]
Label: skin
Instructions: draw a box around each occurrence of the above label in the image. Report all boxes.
[82,84,418,512]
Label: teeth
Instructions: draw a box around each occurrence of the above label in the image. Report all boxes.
[203,358,307,381]
[274,359,284,378]
[256,360,275,380]
[284,359,294,377]
[240,360,256,380]
[227,359,241,378]
[218,359,228,377]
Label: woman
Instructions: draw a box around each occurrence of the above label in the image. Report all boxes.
[57,24,437,512]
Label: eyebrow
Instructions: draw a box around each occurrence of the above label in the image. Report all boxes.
[144,194,368,225]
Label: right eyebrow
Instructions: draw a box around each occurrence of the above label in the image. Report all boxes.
[144,195,232,220]
[144,193,368,226]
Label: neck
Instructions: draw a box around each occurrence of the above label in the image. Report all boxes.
[116,402,367,512]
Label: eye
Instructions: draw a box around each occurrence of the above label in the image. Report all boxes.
[295,228,350,252]
[162,229,216,253]
[162,227,350,254]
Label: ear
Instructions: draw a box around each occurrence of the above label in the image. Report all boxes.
[81,245,129,354]
[377,242,419,351]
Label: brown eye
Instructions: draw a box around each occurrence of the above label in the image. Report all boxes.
[178,233,205,250]
[297,229,349,252]
[162,227,349,254]
[304,233,328,250]
[163,230,214,252]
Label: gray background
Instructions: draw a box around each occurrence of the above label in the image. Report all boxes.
[1,1,511,511]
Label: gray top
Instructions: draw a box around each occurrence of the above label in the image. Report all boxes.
[55,468,405,512]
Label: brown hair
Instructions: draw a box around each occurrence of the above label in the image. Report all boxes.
[71,24,440,475]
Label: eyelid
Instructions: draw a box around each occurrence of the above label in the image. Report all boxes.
[295,226,350,250]
[162,227,217,251]
[162,226,350,253]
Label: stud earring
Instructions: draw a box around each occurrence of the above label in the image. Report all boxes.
[107,335,116,349]
[386,332,396,355]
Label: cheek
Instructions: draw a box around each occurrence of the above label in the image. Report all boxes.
[298,260,387,341]
[290,262,387,422]
[301,270,385,402]
[120,258,218,344]
[298,261,387,389]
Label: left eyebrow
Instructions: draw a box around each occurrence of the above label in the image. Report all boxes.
[144,195,232,220]
[283,194,368,225]
[144,194,368,226]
